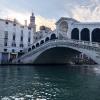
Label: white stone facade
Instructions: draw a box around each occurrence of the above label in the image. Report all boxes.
[0,13,36,64]
[56,17,100,43]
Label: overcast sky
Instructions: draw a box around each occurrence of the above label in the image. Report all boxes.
[0,0,100,30]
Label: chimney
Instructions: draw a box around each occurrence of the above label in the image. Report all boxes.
[25,20,27,26]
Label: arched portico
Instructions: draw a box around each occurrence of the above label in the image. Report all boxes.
[71,28,79,40]
[92,28,100,42]
[81,28,90,41]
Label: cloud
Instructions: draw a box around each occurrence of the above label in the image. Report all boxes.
[72,0,100,22]
[0,9,56,31]
[35,15,56,31]
[0,9,30,24]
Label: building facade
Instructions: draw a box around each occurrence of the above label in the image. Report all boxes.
[33,26,52,43]
[1,14,100,64]
[56,17,100,43]
[0,13,36,64]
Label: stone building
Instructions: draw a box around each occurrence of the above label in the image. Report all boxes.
[0,13,36,64]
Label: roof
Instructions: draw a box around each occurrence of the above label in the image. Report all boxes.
[0,18,26,27]
[56,17,78,25]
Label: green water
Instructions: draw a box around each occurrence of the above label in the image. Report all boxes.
[0,65,100,100]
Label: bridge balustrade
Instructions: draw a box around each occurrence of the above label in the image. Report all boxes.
[20,38,100,60]
[13,38,100,63]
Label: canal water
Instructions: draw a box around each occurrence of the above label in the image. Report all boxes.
[0,65,100,100]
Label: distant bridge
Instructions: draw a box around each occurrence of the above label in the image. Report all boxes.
[13,33,100,64]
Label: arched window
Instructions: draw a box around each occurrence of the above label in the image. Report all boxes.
[32,45,35,49]
[71,28,79,40]
[92,28,100,42]
[40,40,44,44]
[50,34,56,40]
[36,43,39,47]
[28,48,31,52]
[81,28,90,41]
[45,37,49,42]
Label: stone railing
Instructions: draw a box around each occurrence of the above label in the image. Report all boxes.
[13,39,100,63]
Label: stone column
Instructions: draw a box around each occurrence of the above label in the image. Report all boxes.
[79,29,81,41]
[90,30,92,42]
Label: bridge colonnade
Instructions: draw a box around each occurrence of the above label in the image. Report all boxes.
[71,27,100,43]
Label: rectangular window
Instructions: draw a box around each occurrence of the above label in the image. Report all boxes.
[20,36,23,41]
[20,44,24,48]
[4,49,7,52]
[13,34,16,41]
[21,30,23,34]
[4,31,8,40]
[4,42,7,46]
[28,31,31,43]
[20,30,23,42]
[13,23,16,26]
[4,31,8,46]
[5,21,8,24]
[12,43,16,47]
[28,27,31,30]
[28,38,30,42]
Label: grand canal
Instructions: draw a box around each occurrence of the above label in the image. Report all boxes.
[0,65,100,100]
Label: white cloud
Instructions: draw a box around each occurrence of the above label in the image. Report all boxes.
[0,9,30,25]
[72,0,100,22]
[35,15,56,31]
[0,9,56,31]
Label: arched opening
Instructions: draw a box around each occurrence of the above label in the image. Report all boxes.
[50,34,56,40]
[81,28,90,41]
[34,47,80,64]
[92,28,100,42]
[40,40,44,45]
[28,48,31,52]
[45,37,49,42]
[71,28,79,40]
[36,43,39,47]
[32,45,35,49]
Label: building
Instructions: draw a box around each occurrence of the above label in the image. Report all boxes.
[0,13,36,64]
[56,17,100,64]
[33,26,52,43]
[56,17,100,42]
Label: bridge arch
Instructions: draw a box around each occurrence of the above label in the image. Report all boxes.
[81,28,90,41]
[28,48,31,52]
[40,40,44,45]
[36,43,39,47]
[15,40,99,64]
[34,47,81,64]
[45,37,49,42]
[92,28,100,42]
[71,28,79,40]
[50,34,57,40]
[32,45,35,49]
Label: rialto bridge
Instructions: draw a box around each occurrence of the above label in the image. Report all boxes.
[13,17,100,64]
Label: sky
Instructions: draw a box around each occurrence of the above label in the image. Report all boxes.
[0,0,100,30]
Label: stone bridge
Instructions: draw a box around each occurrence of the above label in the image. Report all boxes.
[13,34,100,64]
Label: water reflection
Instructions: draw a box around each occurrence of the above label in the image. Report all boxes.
[0,65,100,100]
